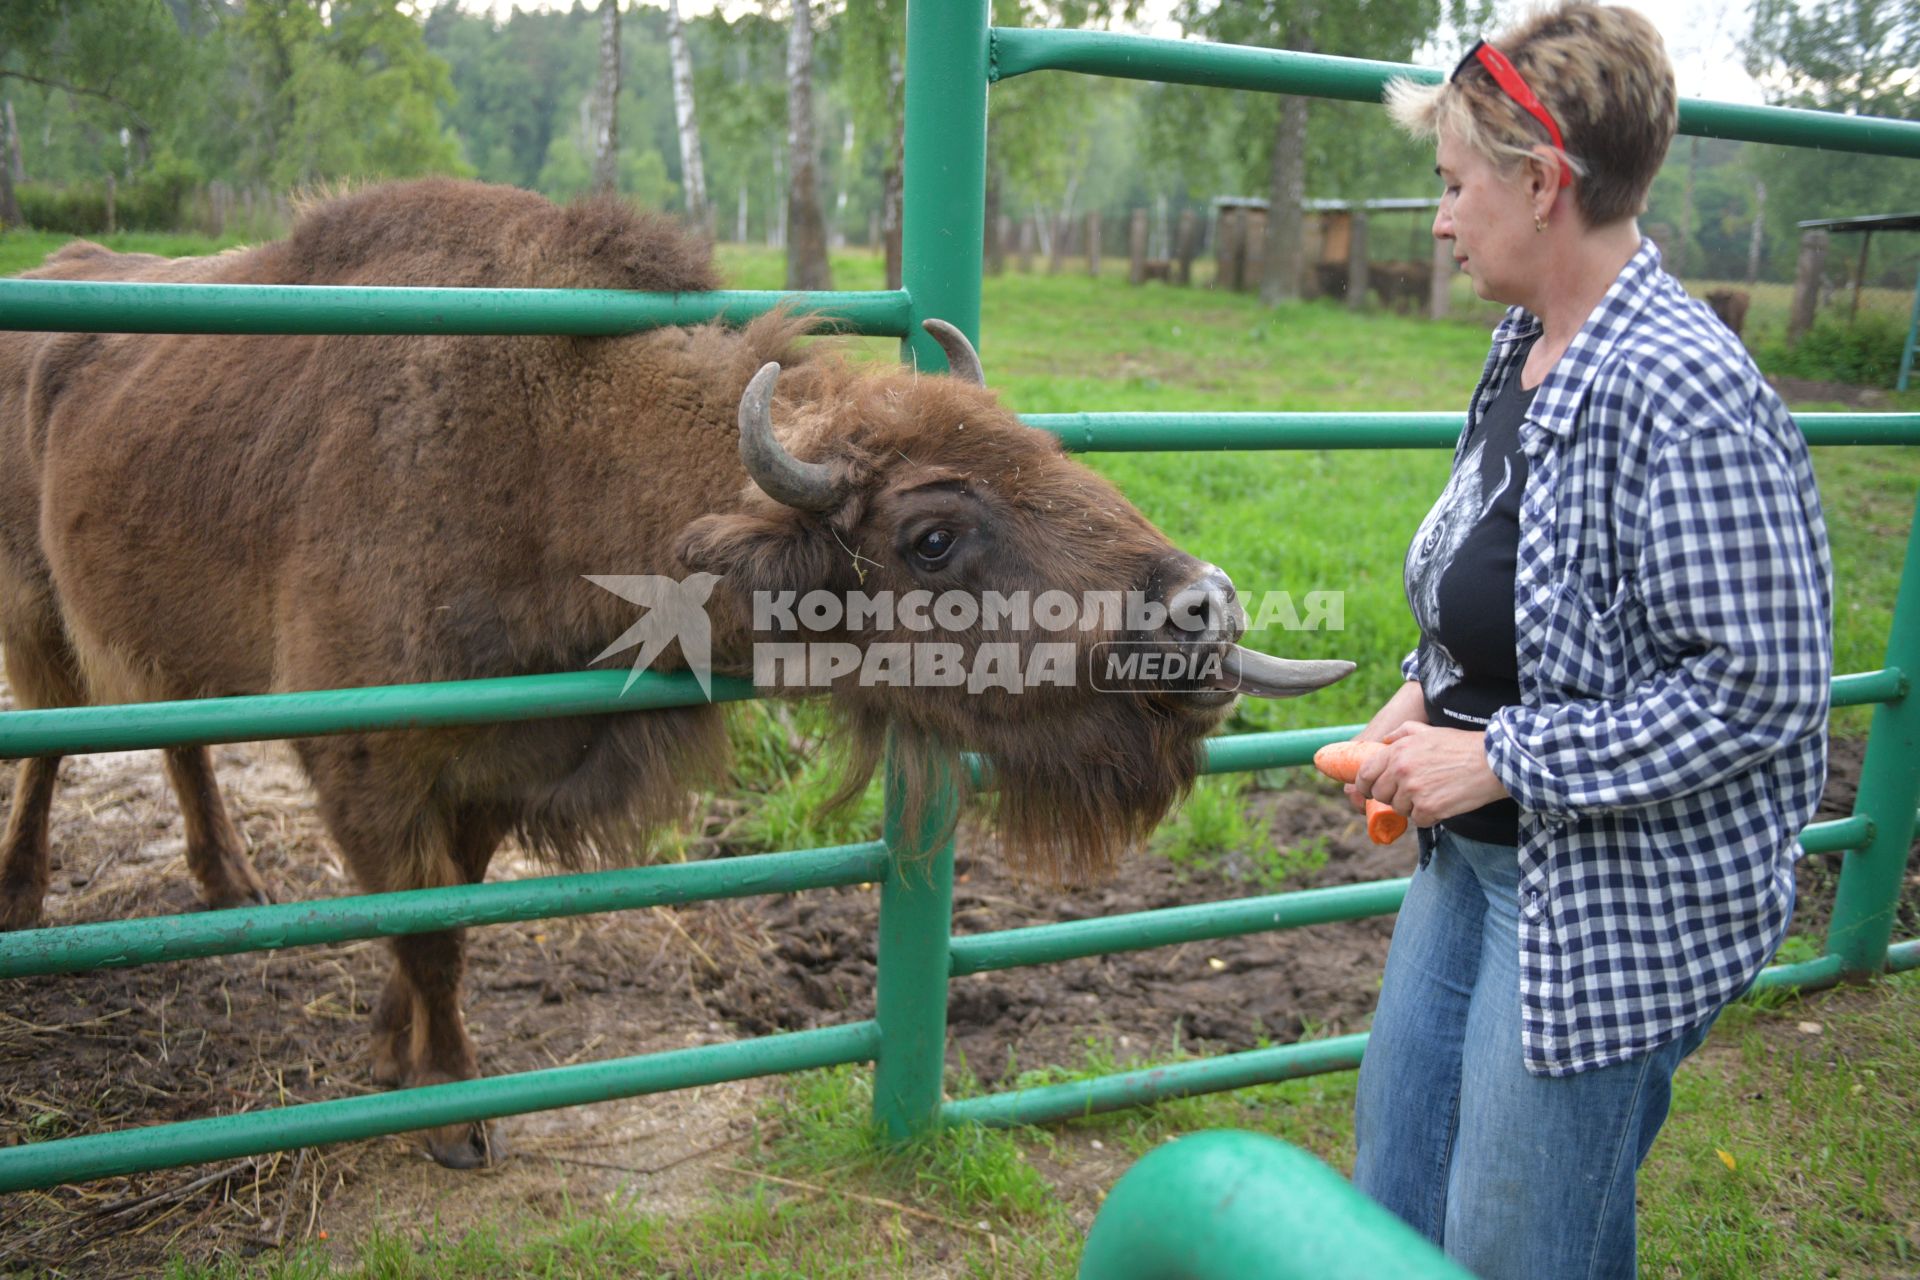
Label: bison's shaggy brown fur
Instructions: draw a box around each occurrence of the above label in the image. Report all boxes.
[0,179,1342,1166]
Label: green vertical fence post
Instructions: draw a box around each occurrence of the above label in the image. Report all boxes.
[900,0,988,371]
[871,744,960,1139]
[868,0,986,1143]
[1828,490,1920,977]
[1899,260,1919,392]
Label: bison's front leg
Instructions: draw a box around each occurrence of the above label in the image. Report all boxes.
[302,739,507,1168]
[163,747,273,911]
[390,928,498,1169]
[0,756,61,932]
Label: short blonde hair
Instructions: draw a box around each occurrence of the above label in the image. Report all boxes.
[1387,3,1677,226]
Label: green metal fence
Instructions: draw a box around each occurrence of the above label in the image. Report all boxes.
[1,1,1918,1204]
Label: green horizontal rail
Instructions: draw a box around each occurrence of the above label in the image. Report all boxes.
[953,938,1906,1135]
[0,841,888,979]
[10,664,1889,769]
[1750,952,1845,993]
[948,813,1866,980]
[0,280,914,337]
[1024,412,1920,452]
[0,670,755,760]
[1079,1131,1473,1280]
[1832,667,1910,707]
[1798,814,1874,856]
[0,1020,880,1195]
[988,28,1920,160]
[944,1034,1369,1129]
[949,878,1410,976]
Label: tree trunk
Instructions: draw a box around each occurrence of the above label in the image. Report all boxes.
[0,101,18,228]
[784,0,831,290]
[1259,94,1308,305]
[665,0,709,231]
[592,0,621,196]
[880,51,904,291]
[4,100,23,184]
[1346,209,1369,311]
[1746,181,1766,286]
[1128,208,1148,284]
[1788,229,1828,345]
[983,166,1005,275]
[831,117,855,249]
[1174,208,1196,284]
[1086,211,1102,278]
[1429,230,1453,320]
[1674,135,1698,278]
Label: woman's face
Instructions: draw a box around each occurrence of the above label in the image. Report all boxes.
[1433,128,1540,307]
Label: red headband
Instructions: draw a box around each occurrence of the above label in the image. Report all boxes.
[1452,39,1573,189]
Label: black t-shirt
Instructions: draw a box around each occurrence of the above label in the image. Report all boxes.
[1403,340,1536,846]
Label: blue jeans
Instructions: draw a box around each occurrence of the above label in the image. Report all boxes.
[1353,828,1720,1280]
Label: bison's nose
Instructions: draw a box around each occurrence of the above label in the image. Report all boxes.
[1165,565,1245,646]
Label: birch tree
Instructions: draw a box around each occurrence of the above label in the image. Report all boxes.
[592,0,620,196]
[784,0,831,289]
[665,0,709,230]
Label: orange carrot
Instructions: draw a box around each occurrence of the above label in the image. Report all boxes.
[1313,740,1407,844]
[1366,800,1408,844]
[1312,739,1384,784]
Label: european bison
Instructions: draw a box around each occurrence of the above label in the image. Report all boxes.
[1705,288,1750,340]
[0,179,1351,1166]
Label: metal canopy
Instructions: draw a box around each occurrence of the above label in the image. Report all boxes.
[1797,211,1920,234]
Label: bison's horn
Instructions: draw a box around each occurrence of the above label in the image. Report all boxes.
[922,318,985,386]
[737,361,847,513]
[1219,647,1356,699]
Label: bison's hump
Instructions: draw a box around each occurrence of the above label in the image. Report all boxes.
[279,178,721,295]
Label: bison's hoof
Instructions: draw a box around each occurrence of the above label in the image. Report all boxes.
[425,1120,503,1170]
[0,893,44,932]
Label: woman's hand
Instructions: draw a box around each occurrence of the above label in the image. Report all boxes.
[1342,681,1429,812]
[1355,722,1510,828]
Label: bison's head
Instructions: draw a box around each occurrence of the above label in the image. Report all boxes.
[678,321,1351,880]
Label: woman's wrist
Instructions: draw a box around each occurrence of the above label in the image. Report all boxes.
[1360,680,1429,742]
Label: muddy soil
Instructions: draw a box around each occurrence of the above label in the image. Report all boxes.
[0,703,1912,1276]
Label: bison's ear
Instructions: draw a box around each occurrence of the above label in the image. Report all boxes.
[676,508,841,605]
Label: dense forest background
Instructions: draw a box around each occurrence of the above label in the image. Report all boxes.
[0,0,1915,286]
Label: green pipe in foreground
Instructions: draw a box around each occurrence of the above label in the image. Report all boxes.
[988,27,1920,160]
[0,1020,881,1194]
[0,841,889,978]
[1078,1131,1473,1280]
[1021,411,1920,453]
[0,280,914,337]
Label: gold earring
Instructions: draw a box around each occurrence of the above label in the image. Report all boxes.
[1535,213,1548,233]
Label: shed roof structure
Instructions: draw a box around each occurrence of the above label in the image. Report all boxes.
[1794,212,1920,389]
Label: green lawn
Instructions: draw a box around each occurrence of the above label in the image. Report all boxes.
[4,231,1916,1278]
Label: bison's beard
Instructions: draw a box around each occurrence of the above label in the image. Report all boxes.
[828,693,1216,883]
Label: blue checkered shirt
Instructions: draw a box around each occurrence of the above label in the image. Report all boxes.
[1403,239,1833,1076]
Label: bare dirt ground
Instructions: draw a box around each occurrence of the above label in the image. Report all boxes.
[0,681,1911,1276]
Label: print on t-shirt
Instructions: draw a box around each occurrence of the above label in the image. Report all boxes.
[1405,440,1517,703]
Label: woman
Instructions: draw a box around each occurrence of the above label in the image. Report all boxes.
[1348,5,1833,1276]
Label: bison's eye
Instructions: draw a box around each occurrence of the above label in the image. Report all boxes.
[914,528,957,565]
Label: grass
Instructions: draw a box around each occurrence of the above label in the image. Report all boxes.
[160,973,1920,1278]
[4,231,1915,1276]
